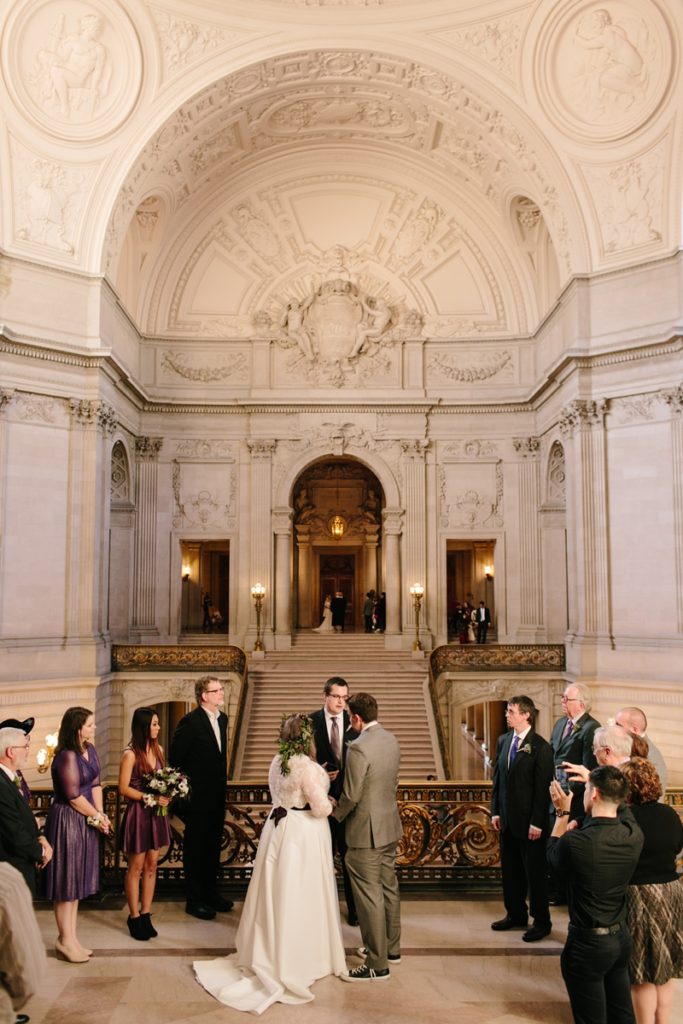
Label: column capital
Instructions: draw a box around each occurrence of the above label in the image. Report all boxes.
[662,384,683,417]
[559,399,608,437]
[272,506,293,534]
[69,399,118,435]
[247,438,277,459]
[512,436,541,458]
[400,439,429,460]
[382,507,404,535]
[0,389,15,414]
[134,436,163,460]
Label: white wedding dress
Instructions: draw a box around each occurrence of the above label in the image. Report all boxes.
[312,600,333,633]
[194,754,346,1015]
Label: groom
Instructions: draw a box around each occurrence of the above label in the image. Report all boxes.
[334,692,402,982]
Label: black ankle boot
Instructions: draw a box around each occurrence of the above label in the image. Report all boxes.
[126,915,150,941]
[139,912,158,938]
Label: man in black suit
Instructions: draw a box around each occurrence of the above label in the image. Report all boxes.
[474,602,491,644]
[170,676,233,920]
[0,720,52,896]
[491,695,554,942]
[330,591,346,632]
[310,676,358,925]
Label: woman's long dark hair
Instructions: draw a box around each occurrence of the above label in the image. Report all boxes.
[129,707,165,775]
[56,706,93,754]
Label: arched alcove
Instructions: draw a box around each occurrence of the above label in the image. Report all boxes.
[108,439,134,640]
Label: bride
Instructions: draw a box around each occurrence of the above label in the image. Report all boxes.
[312,594,333,633]
[194,714,346,1014]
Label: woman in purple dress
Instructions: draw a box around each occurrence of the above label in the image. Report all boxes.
[118,708,171,940]
[45,706,110,963]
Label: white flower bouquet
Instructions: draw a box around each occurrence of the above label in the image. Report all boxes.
[142,765,190,816]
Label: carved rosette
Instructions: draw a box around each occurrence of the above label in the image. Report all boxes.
[559,399,608,436]
[134,436,163,460]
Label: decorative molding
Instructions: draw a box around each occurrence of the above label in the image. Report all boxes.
[161,350,249,383]
[15,392,57,424]
[442,439,499,459]
[134,436,163,460]
[610,394,659,423]
[173,440,236,460]
[149,7,236,73]
[430,11,526,80]
[546,442,566,506]
[559,399,608,436]
[247,439,277,459]
[662,384,683,417]
[513,436,540,458]
[427,351,514,383]
[69,398,116,434]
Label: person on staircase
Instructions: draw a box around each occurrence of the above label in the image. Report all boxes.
[310,677,359,926]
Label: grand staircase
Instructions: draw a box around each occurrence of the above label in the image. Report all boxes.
[235,632,439,779]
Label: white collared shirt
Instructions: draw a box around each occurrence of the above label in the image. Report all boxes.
[202,706,221,747]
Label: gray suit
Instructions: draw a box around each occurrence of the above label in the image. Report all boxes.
[334,723,402,970]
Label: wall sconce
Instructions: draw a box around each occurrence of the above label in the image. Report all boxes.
[182,564,191,581]
[409,583,424,651]
[484,564,494,581]
[36,732,58,774]
[328,514,347,540]
[251,583,266,652]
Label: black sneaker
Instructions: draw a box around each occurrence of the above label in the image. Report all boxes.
[356,945,401,963]
[341,964,390,983]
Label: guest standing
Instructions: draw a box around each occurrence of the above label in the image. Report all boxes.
[170,676,233,920]
[475,602,491,643]
[44,707,110,964]
[118,708,172,941]
[330,591,346,632]
[620,758,683,1024]
[362,591,375,633]
[0,719,52,896]
[491,695,554,942]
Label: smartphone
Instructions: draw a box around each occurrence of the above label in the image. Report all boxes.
[555,766,570,793]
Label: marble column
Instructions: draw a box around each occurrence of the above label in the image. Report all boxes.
[513,437,544,640]
[296,525,313,628]
[560,400,611,653]
[401,440,429,646]
[663,385,683,633]
[246,440,276,649]
[363,524,380,595]
[382,508,403,648]
[131,436,162,640]
[273,506,293,649]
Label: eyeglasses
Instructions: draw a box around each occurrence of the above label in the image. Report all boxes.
[562,696,581,704]
[9,744,30,750]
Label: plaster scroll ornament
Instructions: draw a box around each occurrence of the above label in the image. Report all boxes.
[435,13,525,79]
[151,9,231,71]
[174,440,236,460]
[427,351,514,383]
[4,2,141,140]
[539,1,669,142]
[16,393,57,424]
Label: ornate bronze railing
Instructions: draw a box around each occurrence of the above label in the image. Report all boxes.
[430,644,566,676]
[111,644,247,674]
[31,784,682,896]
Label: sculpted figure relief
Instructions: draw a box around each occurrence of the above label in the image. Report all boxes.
[33,12,111,118]
[572,8,647,118]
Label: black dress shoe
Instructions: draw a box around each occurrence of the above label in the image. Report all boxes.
[522,923,552,942]
[491,916,528,931]
[185,902,216,920]
[347,913,359,926]
[548,895,566,906]
[209,895,234,912]
[15,1015,30,1024]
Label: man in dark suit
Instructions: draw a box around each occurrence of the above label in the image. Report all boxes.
[474,602,491,643]
[0,720,52,896]
[170,676,233,920]
[330,591,346,632]
[310,676,358,925]
[491,695,554,942]
[550,684,600,822]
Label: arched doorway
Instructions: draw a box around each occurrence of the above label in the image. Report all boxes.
[292,458,383,631]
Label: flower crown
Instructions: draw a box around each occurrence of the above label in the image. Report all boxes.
[277,713,314,775]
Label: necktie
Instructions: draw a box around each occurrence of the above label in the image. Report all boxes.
[562,718,573,740]
[509,734,520,765]
[330,716,341,763]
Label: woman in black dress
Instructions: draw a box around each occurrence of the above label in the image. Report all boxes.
[621,758,683,1024]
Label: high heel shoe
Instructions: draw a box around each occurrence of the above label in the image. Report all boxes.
[55,940,90,963]
[126,915,150,941]
[139,912,158,938]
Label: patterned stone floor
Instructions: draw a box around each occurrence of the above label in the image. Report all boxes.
[21,898,683,1023]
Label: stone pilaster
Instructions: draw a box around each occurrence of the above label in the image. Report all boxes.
[560,400,612,647]
[130,436,163,640]
[382,508,403,647]
[246,440,276,648]
[401,440,429,643]
[273,506,293,649]
[663,385,683,632]
[513,437,543,639]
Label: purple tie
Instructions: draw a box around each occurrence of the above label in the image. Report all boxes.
[16,769,31,803]
[330,717,341,763]
[509,734,520,765]
[562,718,573,740]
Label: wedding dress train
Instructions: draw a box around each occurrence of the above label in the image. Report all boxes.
[312,600,334,633]
[194,755,346,1015]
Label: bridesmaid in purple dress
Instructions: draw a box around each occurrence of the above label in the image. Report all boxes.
[118,707,171,940]
[45,706,110,964]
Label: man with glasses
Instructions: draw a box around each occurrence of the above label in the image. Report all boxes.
[0,720,52,896]
[170,676,233,920]
[310,677,359,925]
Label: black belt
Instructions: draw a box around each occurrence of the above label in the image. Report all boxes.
[270,805,310,827]
[569,922,623,936]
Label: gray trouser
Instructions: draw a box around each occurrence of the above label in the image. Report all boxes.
[345,842,401,970]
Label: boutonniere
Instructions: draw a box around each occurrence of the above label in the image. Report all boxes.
[571,723,581,735]
[519,743,532,755]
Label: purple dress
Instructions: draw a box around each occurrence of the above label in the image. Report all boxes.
[121,758,172,854]
[45,747,101,901]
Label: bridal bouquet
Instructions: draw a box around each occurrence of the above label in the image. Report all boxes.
[142,766,190,816]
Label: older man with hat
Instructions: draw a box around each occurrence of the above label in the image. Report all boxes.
[0,717,52,896]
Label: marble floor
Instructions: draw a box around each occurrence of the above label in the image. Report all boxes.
[22,898,683,1024]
